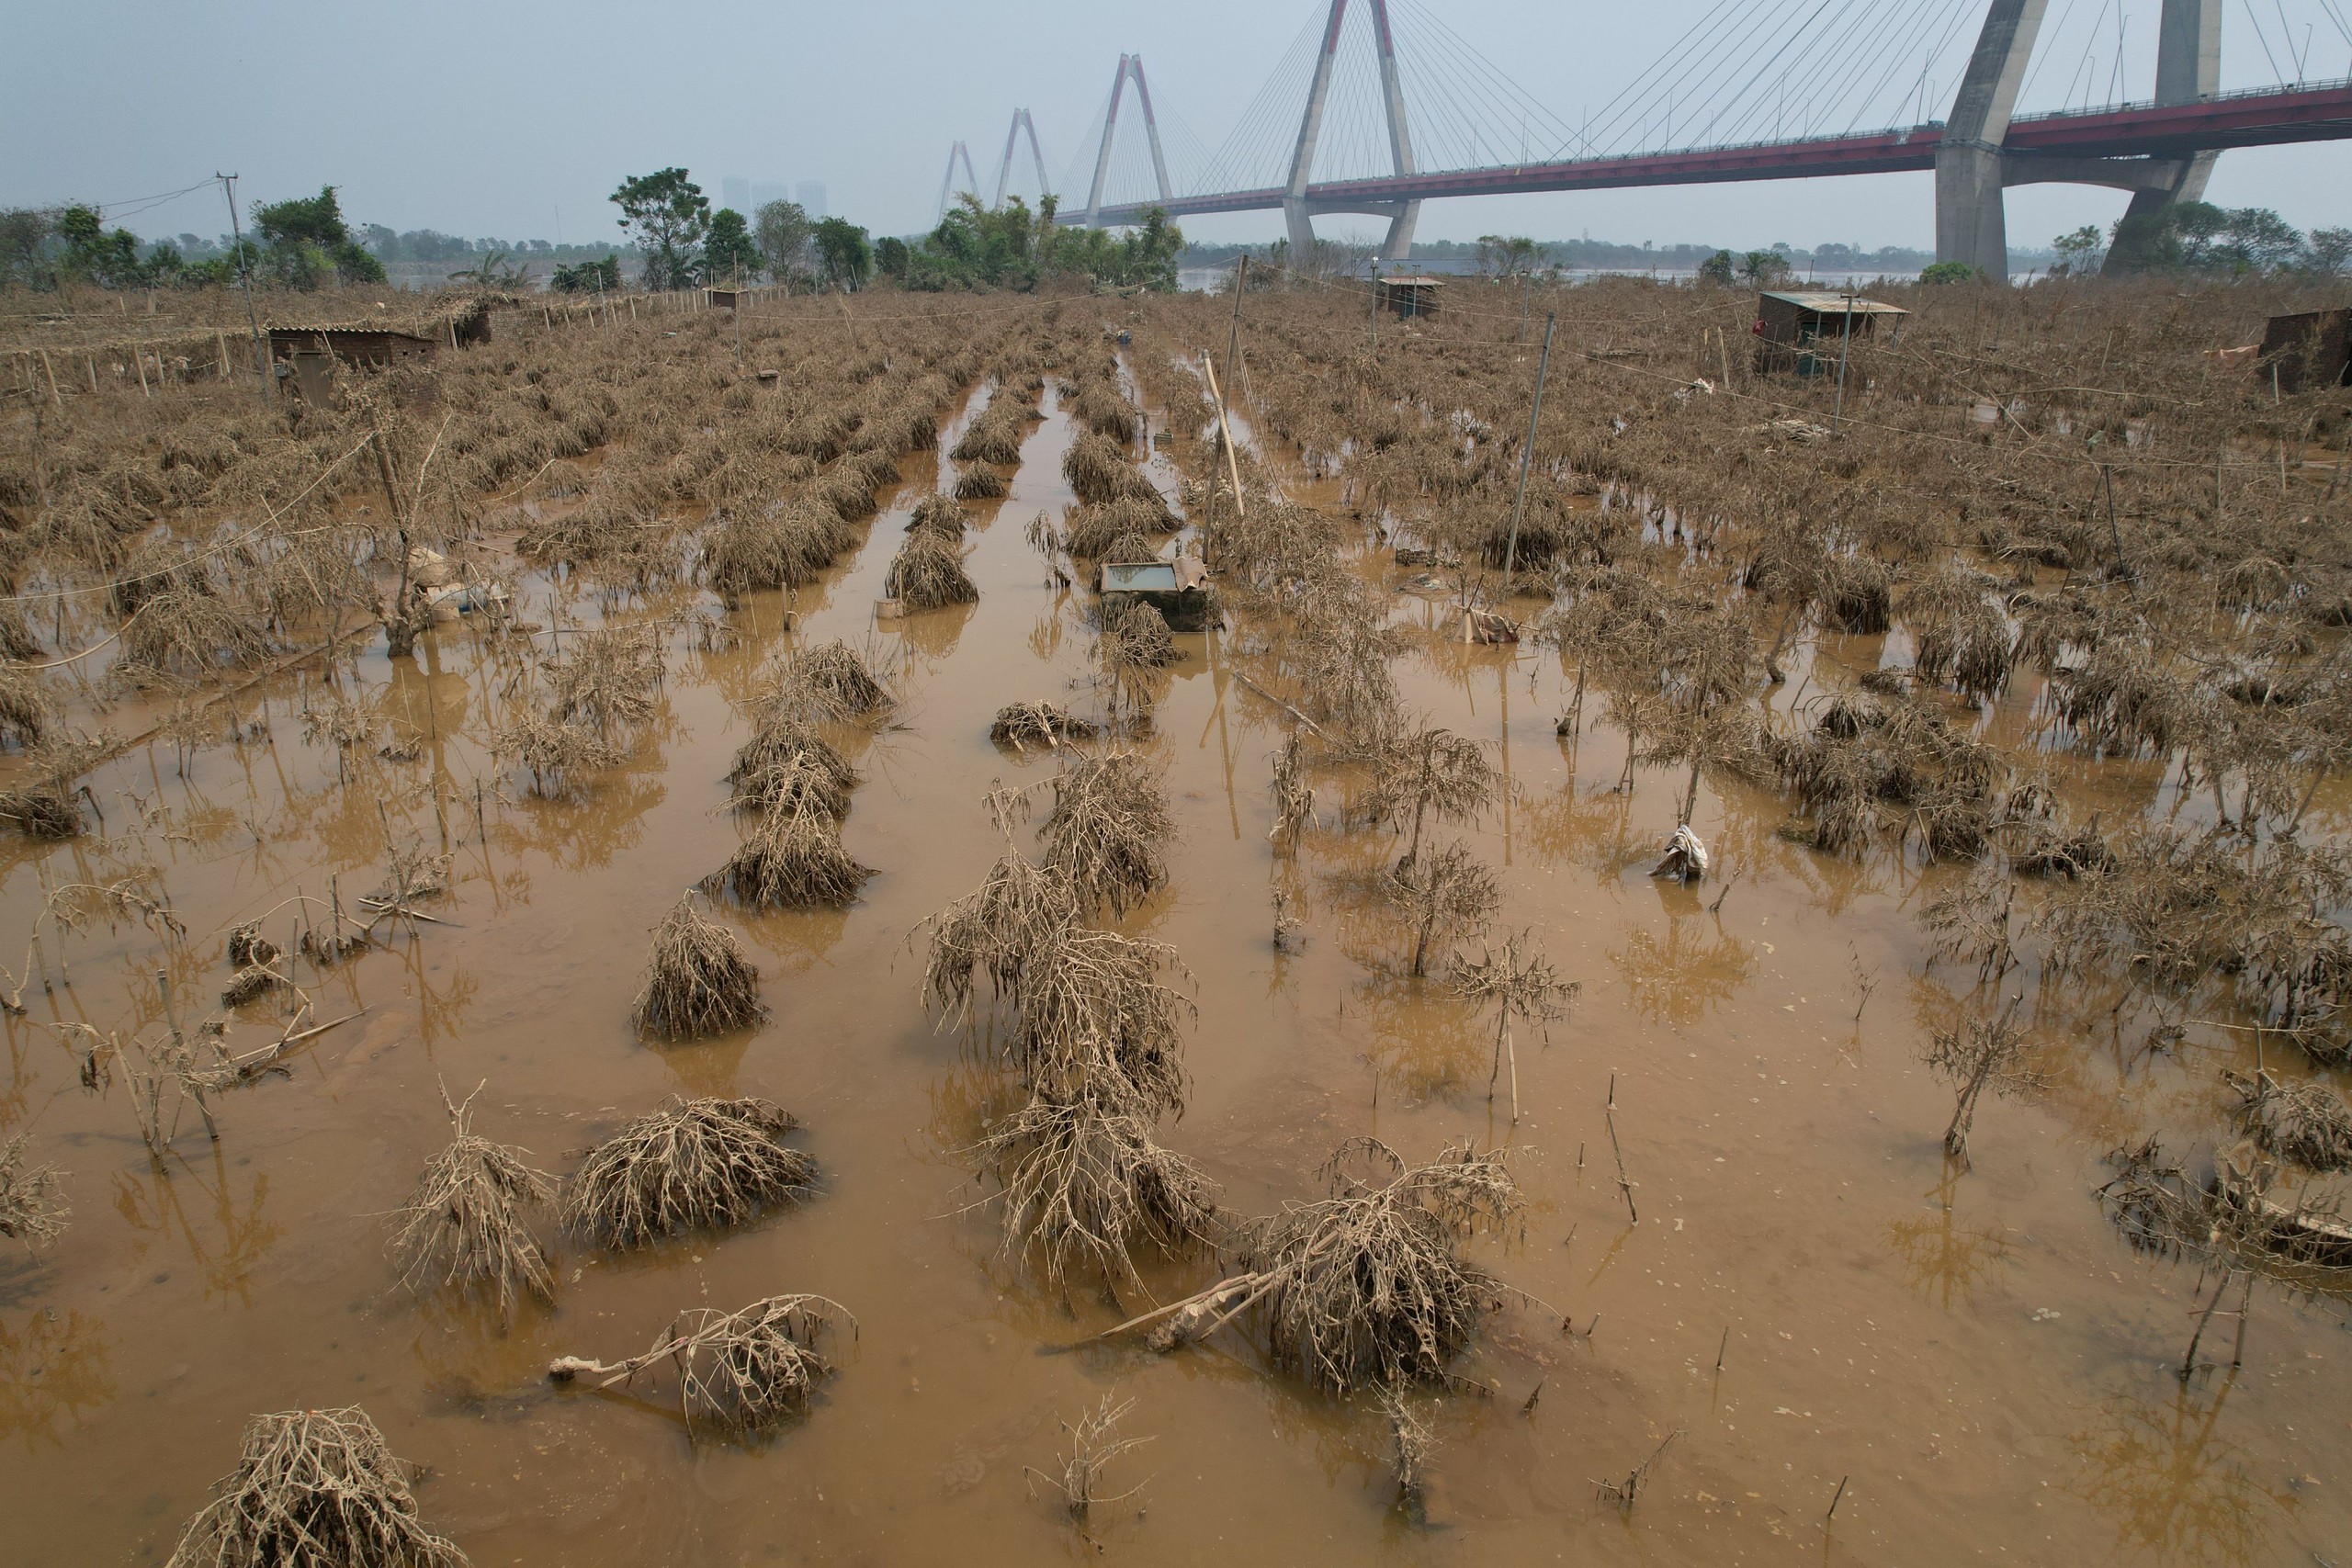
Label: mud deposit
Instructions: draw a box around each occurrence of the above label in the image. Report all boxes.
[5,284,2351,1566]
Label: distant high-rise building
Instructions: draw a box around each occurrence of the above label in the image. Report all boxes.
[751,181,791,209]
[797,182,827,220]
[721,176,752,214]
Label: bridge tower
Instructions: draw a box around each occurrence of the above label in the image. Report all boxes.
[936,141,979,221]
[2099,0,2222,273]
[1284,0,1420,265]
[1937,0,2223,278]
[991,109,1052,210]
[1084,55,1174,227]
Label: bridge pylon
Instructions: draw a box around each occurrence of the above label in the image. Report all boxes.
[936,141,980,222]
[1938,0,2227,278]
[1284,0,1419,265]
[1085,55,1173,228]
[991,109,1052,210]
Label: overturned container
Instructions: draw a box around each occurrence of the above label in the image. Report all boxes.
[1098,556,1212,633]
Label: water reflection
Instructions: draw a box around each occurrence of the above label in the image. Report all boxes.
[0,1307,114,1447]
[1607,911,1754,1026]
[1884,1158,2016,1309]
[110,1148,281,1308]
[2067,1372,2296,1565]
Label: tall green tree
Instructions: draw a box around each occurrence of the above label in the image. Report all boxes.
[811,217,872,291]
[1475,234,1544,277]
[610,168,709,291]
[703,208,762,285]
[251,186,384,288]
[753,199,811,284]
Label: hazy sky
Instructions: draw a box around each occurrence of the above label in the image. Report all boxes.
[6,0,2347,254]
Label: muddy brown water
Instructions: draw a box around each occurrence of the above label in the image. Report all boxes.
[2,368,2346,1567]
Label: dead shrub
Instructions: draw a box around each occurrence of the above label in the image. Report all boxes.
[954,463,1008,501]
[549,1293,852,1438]
[165,1406,468,1568]
[0,663,52,750]
[991,702,1098,753]
[548,623,663,737]
[0,1134,68,1249]
[1042,750,1172,917]
[703,793,874,908]
[632,895,765,1040]
[387,1084,556,1317]
[562,1097,816,1248]
[907,494,968,542]
[885,529,978,611]
[2231,1069,2352,1171]
[763,639,893,723]
[975,1090,1216,1289]
[1136,1140,1522,1393]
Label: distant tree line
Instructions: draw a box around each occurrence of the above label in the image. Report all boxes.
[2065,203,2351,278]
[0,186,388,292]
[871,195,1183,293]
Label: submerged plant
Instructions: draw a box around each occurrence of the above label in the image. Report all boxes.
[387,1083,557,1317]
[562,1097,817,1248]
[165,1406,469,1568]
[631,894,765,1040]
[549,1293,853,1438]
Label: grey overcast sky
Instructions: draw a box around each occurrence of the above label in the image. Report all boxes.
[5,0,2347,253]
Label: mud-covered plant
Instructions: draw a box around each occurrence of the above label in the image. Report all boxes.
[548,1293,854,1438]
[1923,997,2042,1158]
[548,622,664,738]
[728,715,856,819]
[1125,1140,1522,1393]
[0,664,52,750]
[562,1097,817,1248]
[1453,929,1579,1122]
[1269,733,1317,848]
[885,529,978,610]
[1921,860,2018,984]
[920,850,1082,1024]
[990,702,1097,753]
[1363,728,1497,869]
[2230,1069,2352,1171]
[499,708,621,795]
[1379,1385,1437,1508]
[1381,841,1500,977]
[703,790,874,908]
[1042,750,1172,918]
[0,1134,68,1250]
[763,639,894,723]
[632,894,765,1040]
[1027,1394,1152,1527]
[974,1090,1216,1290]
[164,1406,469,1568]
[387,1082,557,1317]
[1010,920,1194,1117]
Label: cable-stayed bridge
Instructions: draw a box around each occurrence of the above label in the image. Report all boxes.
[935,0,2352,275]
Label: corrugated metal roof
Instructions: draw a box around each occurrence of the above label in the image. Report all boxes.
[1761,290,1908,315]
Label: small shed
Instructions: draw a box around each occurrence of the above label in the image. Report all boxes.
[267,326,438,404]
[1753,289,1907,376]
[2259,308,2351,393]
[1098,556,1212,632]
[1376,276,1445,320]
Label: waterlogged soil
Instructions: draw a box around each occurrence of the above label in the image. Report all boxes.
[3,368,2346,1568]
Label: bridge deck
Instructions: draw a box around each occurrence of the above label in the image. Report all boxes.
[1075,78,2352,225]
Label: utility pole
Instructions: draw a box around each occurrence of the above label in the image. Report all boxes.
[1222,254,1246,423]
[1831,289,1857,433]
[1204,254,1247,562]
[218,173,270,405]
[1368,260,1380,355]
[1501,310,1556,583]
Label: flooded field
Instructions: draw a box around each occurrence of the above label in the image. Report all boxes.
[4,277,2351,1565]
